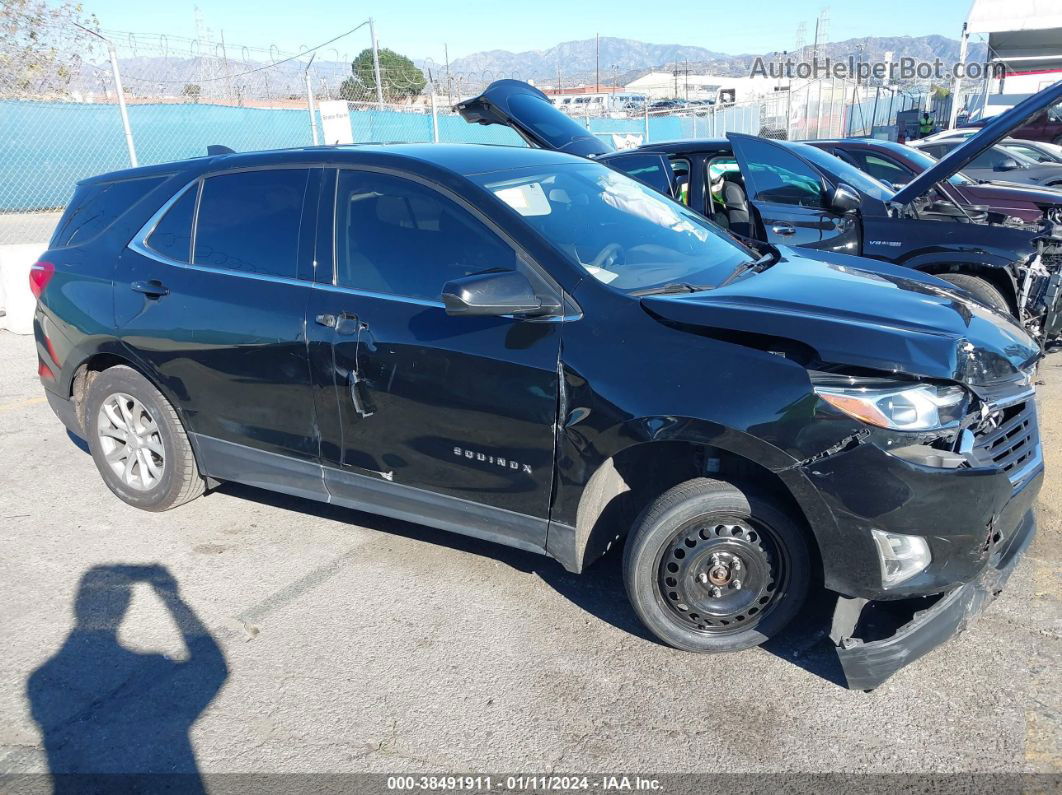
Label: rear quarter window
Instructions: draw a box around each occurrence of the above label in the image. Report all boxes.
[51,176,168,247]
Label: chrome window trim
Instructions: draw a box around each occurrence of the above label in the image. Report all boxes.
[128,168,317,289]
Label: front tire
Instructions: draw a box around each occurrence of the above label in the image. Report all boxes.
[623,478,810,653]
[937,273,1011,315]
[84,365,204,511]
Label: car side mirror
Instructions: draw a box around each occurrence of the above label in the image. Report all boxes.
[441,271,556,317]
[830,183,862,213]
[995,157,1021,171]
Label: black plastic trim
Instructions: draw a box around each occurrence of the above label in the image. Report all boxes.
[192,434,550,559]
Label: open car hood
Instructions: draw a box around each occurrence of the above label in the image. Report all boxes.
[455,79,614,158]
[892,80,1062,205]
[641,248,1039,387]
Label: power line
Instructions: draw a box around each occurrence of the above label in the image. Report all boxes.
[74,20,371,85]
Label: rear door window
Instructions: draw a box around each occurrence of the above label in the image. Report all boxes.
[51,176,167,247]
[193,169,310,279]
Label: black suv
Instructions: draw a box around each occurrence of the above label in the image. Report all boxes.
[35,141,1041,689]
[459,80,1062,344]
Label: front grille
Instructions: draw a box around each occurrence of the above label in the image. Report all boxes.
[970,400,1040,484]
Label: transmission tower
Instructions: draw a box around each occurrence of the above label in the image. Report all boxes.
[814,7,831,61]
[795,22,807,62]
[193,6,218,97]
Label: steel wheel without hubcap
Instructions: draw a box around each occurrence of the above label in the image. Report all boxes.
[655,516,790,633]
[96,392,166,491]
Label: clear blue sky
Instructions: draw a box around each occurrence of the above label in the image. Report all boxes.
[83,0,975,63]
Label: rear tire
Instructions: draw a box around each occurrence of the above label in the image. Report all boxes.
[84,365,204,511]
[938,273,1011,315]
[623,478,810,653]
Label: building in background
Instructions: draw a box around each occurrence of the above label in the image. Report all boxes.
[965,0,1062,97]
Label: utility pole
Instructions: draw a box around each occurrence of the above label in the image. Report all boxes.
[949,22,969,130]
[684,58,689,101]
[444,43,452,106]
[369,17,384,105]
[75,24,137,167]
[305,53,319,145]
[595,33,600,92]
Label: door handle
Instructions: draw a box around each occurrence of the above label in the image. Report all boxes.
[335,312,362,336]
[131,279,169,298]
[771,223,796,236]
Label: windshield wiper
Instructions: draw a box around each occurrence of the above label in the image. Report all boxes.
[630,282,710,297]
[719,247,780,287]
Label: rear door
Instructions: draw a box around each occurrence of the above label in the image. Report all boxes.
[727,134,851,249]
[117,165,322,462]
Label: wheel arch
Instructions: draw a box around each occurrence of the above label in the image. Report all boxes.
[907,257,1019,314]
[554,427,833,579]
[63,345,205,472]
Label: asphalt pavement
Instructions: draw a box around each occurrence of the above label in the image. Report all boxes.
[0,330,1058,780]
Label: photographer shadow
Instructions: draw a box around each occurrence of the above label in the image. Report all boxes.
[27,564,227,791]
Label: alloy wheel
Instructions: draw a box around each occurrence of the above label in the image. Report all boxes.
[96,392,165,491]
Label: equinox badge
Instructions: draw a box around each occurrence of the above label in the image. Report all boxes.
[453,446,532,475]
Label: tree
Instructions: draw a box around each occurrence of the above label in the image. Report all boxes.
[339,47,426,103]
[182,83,201,103]
[0,0,100,98]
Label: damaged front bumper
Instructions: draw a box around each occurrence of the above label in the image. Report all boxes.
[830,507,1036,690]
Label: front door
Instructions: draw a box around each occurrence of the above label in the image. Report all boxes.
[306,168,563,546]
[728,134,854,251]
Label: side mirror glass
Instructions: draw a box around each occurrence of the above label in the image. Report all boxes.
[830,183,862,213]
[441,271,556,317]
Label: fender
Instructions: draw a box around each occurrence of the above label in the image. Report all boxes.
[50,338,207,471]
[898,250,1022,307]
[548,413,844,579]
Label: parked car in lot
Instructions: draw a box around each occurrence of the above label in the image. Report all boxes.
[965,99,1062,145]
[805,137,1062,226]
[458,79,1062,342]
[1001,138,1062,165]
[911,138,1062,188]
[36,136,1044,690]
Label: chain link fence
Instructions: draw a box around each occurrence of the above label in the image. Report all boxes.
[0,23,929,246]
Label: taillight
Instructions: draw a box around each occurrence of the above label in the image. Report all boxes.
[29,261,55,299]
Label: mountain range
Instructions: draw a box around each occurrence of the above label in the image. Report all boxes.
[428,34,988,85]
[69,33,986,101]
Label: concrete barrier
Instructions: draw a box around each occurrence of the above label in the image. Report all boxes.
[0,243,47,334]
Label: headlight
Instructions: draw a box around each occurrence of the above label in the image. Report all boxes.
[811,373,967,431]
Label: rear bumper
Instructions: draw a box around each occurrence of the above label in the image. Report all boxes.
[45,389,81,437]
[831,506,1036,690]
